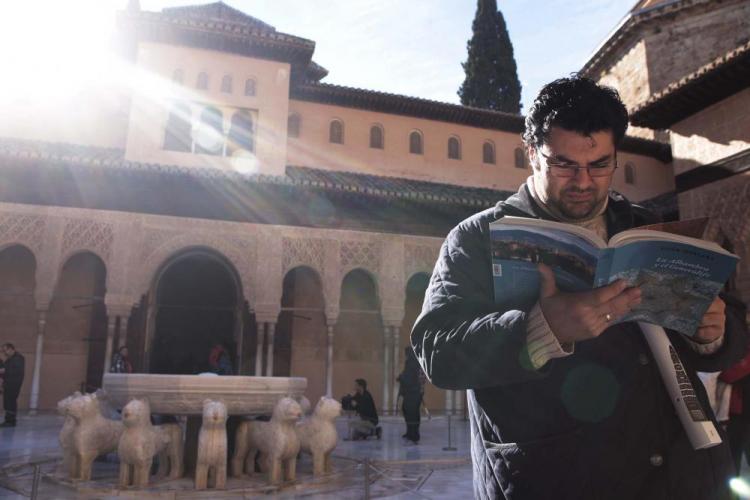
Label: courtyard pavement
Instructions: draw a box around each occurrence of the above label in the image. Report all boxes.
[0,412,473,499]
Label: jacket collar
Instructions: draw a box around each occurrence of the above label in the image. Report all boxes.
[494,183,636,238]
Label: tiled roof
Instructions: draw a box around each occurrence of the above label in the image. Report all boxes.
[118,4,316,66]
[0,138,508,208]
[162,2,276,31]
[630,42,750,129]
[285,166,510,208]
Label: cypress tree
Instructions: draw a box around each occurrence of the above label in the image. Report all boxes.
[458,0,522,113]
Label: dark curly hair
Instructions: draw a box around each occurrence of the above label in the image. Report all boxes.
[523,76,628,149]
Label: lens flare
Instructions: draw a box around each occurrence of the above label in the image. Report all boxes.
[730,477,750,498]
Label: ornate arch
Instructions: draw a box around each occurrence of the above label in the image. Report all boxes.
[133,232,255,306]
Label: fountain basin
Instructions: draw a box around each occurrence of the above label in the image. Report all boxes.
[102,373,307,415]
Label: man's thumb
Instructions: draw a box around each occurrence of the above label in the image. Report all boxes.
[537,263,557,298]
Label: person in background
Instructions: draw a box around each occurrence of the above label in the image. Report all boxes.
[208,343,233,375]
[110,346,133,374]
[0,343,25,427]
[342,378,381,440]
[397,346,422,444]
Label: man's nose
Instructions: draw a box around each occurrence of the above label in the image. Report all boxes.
[570,166,595,186]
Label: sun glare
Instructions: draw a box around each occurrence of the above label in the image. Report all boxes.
[0,1,123,103]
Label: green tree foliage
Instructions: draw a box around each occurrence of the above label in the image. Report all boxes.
[458,0,522,113]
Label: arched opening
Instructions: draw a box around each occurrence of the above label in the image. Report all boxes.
[409,131,423,155]
[483,141,495,164]
[194,106,224,155]
[44,252,107,407]
[163,102,192,152]
[398,273,442,410]
[221,75,232,93]
[448,136,461,160]
[514,147,526,168]
[624,162,636,185]
[228,110,254,154]
[275,266,327,401]
[0,245,37,410]
[244,78,256,96]
[149,251,241,375]
[329,119,344,144]
[196,72,209,90]
[335,269,383,408]
[288,113,301,138]
[370,124,384,149]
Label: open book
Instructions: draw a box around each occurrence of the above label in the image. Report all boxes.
[489,216,738,336]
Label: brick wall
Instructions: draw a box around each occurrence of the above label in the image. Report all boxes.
[671,88,750,175]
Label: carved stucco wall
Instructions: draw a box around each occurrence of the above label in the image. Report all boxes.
[0,202,444,324]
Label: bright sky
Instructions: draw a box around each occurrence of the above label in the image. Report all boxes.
[0,0,637,112]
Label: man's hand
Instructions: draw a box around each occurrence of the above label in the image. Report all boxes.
[538,264,642,344]
[693,296,726,344]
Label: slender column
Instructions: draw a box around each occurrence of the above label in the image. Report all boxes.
[382,328,392,414]
[455,390,464,416]
[265,322,276,377]
[445,389,454,415]
[103,315,118,375]
[255,321,265,376]
[325,324,335,397]
[234,306,244,374]
[118,314,130,349]
[391,326,401,413]
[29,309,48,413]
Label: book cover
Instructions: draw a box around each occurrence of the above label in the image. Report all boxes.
[490,217,738,336]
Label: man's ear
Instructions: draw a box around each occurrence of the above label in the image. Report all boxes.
[527,146,539,171]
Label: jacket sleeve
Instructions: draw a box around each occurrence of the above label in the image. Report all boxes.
[675,292,748,373]
[410,219,549,390]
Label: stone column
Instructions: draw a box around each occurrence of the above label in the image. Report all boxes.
[455,390,464,416]
[389,326,401,413]
[254,321,265,376]
[445,390,454,415]
[382,327,392,414]
[234,306,244,374]
[265,322,276,377]
[103,315,118,374]
[325,324,335,397]
[28,307,48,413]
[117,314,129,349]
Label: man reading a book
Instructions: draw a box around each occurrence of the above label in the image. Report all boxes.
[411,76,747,500]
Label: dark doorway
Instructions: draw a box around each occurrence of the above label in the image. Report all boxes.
[150,253,239,375]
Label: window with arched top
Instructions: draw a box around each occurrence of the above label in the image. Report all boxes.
[370,124,384,149]
[172,69,184,84]
[228,111,254,153]
[409,131,423,155]
[329,119,344,144]
[625,162,636,184]
[514,148,526,168]
[288,113,301,138]
[221,75,232,93]
[483,141,495,164]
[195,106,224,155]
[448,136,461,160]
[196,72,209,90]
[163,103,191,152]
[244,79,256,96]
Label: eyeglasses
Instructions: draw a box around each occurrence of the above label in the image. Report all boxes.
[538,151,617,178]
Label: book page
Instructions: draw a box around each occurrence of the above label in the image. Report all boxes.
[600,240,738,335]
